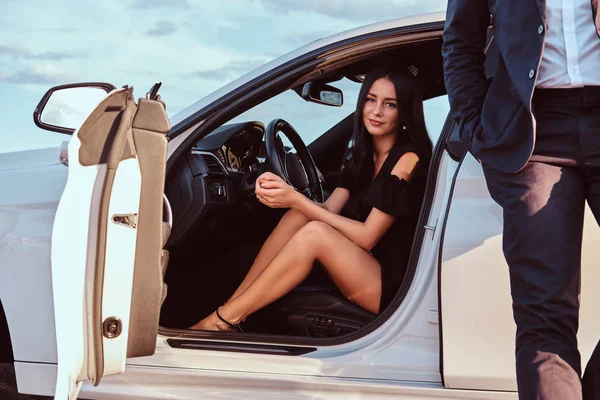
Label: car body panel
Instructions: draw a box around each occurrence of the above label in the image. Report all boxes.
[0,154,65,364]
[0,146,62,171]
[16,362,518,400]
[440,153,600,390]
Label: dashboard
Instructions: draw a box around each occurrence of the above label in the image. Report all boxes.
[193,121,265,175]
[165,121,266,244]
[215,136,251,173]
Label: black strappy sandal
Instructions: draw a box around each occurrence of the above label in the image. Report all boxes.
[216,307,243,332]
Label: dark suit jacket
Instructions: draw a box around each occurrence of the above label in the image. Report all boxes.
[442,0,600,174]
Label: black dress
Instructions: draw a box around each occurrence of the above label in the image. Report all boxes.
[336,141,426,311]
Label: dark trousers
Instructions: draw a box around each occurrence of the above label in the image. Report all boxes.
[482,86,600,400]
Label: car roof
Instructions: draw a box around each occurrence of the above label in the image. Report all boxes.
[170,11,445,127]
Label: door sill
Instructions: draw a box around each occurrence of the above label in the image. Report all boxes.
[166,339,316,356]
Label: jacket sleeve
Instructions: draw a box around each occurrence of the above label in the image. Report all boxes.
[441,0,491,151]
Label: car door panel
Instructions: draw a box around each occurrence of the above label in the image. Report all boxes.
[440,153,600,391]
[439,154,515,390]
[127,99,170,358]
[99,156,141,370]
[52,88,138,398]
[51,87,169,399]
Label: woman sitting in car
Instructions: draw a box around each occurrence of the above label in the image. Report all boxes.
[191,67,432,331]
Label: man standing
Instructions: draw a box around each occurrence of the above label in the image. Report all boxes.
[442,0,600,399]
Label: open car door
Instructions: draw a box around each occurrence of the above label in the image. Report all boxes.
[50,87,171,399]
[438,29,600,392]
[439,151,600,391]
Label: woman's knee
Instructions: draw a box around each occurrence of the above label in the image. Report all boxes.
[293,221,332,247]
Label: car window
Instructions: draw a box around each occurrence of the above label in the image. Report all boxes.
[228,82,449,148]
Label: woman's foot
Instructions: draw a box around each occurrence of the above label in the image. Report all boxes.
[189,307,243,331]
[189,312,228,331]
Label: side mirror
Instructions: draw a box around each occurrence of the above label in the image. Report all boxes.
[301,82,343,107]
[33,82,116,134]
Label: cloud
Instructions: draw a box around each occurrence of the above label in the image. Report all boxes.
[146,21,178,36]
[189,59,268,81]
[0,45,84,61]
[0,64,71,85]
[257,0,441,22]
[131,0,190,9]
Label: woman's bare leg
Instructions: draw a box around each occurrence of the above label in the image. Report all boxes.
[225,209,309,304]
[190,221,382,331]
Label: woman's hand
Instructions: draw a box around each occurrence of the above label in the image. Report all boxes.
[255,172,302,209]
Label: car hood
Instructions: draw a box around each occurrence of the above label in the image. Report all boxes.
[0,146,62,171]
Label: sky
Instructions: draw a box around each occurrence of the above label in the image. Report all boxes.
[0,0,446,154]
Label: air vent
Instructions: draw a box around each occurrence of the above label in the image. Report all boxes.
[201,154,227,175]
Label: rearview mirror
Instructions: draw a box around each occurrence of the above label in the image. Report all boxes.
[301,82,343,107]
[33,82,116,134]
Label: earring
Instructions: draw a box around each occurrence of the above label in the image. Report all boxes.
[402,123,407,130]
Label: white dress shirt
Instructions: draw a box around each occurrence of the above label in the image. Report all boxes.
[536,0,600,88]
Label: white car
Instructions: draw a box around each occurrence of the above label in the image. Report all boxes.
[1,11,599,400]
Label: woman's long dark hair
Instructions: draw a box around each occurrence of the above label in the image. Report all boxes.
[345,67,433,188]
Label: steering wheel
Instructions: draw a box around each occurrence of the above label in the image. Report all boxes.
[265,119,324,203]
